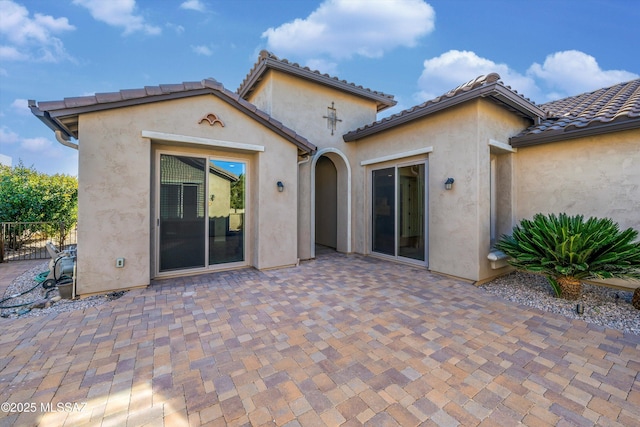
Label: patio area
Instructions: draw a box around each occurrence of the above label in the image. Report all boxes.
[0,251,638,426]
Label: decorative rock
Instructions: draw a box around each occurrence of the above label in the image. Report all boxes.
[30,299,49,309]
[481,271,640,335]
[1,261,129,320]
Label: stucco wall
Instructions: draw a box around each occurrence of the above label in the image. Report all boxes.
[76,94,300,295]
[514,129,640,232]
[352,99,530,282]
[77,111,151,295]
[247,71,381,260]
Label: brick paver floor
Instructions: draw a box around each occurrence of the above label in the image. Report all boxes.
[1,251,638,426]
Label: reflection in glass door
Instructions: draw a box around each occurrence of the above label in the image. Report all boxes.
[398,164,425,261]
[159,155,206,272]
[372,168,395,256]
[208,160,245,265]
[372,163,426,263]
[158,155,246,273]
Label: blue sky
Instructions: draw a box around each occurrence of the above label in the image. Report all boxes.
[1,0,638,176]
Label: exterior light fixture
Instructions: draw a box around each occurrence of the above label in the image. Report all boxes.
[444,177,454,190]
[277,181,284,192]
[576,302,584,315]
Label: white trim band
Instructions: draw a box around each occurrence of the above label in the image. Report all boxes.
[489,139,517,153]
[142,130,265,152]
[360,147,433,166]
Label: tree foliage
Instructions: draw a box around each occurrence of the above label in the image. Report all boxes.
[496,213,640,300]
[0,162,78,248]
[230,173,245,210]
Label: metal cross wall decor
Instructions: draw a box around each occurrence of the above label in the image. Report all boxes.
[323,102,342,135]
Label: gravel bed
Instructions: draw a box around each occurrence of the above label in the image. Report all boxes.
[0,262,126,319]
[481,271,640,335]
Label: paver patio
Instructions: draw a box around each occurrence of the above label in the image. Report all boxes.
[1,251,639,426]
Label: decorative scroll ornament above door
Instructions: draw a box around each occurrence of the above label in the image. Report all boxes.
[199,113,225,127]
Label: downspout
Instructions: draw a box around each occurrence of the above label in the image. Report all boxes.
[55,130,78,150]
[55,130,78,295]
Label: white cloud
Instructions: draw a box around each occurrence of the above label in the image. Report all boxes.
[73,0,161,35]
[10,98,30,115]
[415,50,538,102]
[305,58,338,75]
[413,49,639,106]
[0,126,20,145]
[527,50,639,100]
[166,23,185,34]
[180,0,207,12]
[21,136,52,152]
[0,45,27,61]
[191,45,213,56]
[0,0,75,62]
[262,0,434,61]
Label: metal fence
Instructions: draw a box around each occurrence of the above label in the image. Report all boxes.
[0,222,77,262]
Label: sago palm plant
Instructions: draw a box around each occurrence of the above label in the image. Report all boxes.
[496,213,640,301]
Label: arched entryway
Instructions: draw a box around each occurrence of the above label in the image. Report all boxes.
[315,156,337,248]
[311,148,351,257]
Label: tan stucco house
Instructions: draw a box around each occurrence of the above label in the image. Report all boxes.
[30,51,640,296]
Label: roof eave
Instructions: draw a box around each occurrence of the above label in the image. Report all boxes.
[510,118,640,147]
[29,100,76,140]
[344,83,545,142]
[31,84,316,155]
[488,85,547,122]
[239,57,397,112]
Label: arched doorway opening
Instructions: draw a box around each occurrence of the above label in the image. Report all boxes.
[315,156,337,248]
[311,149,351,257]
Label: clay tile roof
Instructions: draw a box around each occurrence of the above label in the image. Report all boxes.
[237,50,397,112]
[511,78,640,147]
[344,73,545,142]
[29,78,316,154]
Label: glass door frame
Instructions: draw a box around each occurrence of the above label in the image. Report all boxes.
[370,159,428,267]
[155,149,249,277]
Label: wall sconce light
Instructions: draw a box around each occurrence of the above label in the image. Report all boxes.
[444,177,455,190]
[277,181,284,192]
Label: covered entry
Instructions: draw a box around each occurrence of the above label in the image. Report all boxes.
[312,149,351,255]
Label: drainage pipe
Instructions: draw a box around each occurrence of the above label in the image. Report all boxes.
[55,130,78,150]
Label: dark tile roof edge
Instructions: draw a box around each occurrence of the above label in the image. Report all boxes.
[343,73,545,142]
[29,79,316,154]
[511,78,640,147]
[237,50,397,112]
[510,116,640,147]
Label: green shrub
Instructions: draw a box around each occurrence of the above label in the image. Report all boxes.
[496,213,640,300]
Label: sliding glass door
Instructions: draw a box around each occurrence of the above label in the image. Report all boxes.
[158,154,246,273]
[159,155,206,271]
[372,162,426,263]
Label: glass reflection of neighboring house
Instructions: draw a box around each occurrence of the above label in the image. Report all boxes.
[160,155,244,270]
